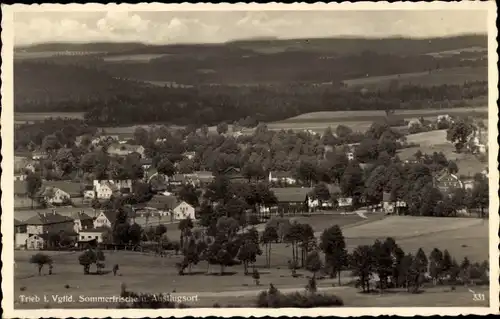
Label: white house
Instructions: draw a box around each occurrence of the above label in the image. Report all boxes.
[78,228,108,244]
[173,201,196,220]
[93,211,118,229]
[92,180,133,199]
[72,211,94,234]
[42,187,71,205]
[107,143,145,158]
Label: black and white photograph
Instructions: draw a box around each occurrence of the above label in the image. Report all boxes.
[1,2,498,317]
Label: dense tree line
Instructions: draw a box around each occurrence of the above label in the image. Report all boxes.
[15,57,486,126]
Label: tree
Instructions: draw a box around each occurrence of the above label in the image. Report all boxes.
[178,184,200,207]
[54,148,76,177]
[446,120,474,153]
[470,176,489,218]
[460,257,471,286]
[340,162,364,202]
[178,217,194,249]
[157,159,176,177]
[128,223,143,245]
[178,158,195,174]
[30,253,53,275]
[41,134,61,153]
[261,225,279,268]
[305,251,323,278]
[429,248,444,285]
[411,248,428,292]
[350,245,375,293]
[25,173,42,209]
[447,160,459,174]
[372,239,394,293]
[242,161,266,182]
[237,238,262,275]
[312,183,331,207]
[336,125,353,140]
[133,127,149,146]
[78,249,101,275]
[320,225,348,285]
[217,122,229,135]
[284,223,304,265]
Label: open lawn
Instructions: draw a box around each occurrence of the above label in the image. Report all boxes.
[397,143,487,176]
[342,216,489,262]
[15,112,85,123]
[13,215,490,309]
[342,67,487,89]
[405,130,447,146]
[264,106,487,134]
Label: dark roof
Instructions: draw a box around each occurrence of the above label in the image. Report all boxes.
[145,195,178,210]
[24,212,73,225]
[80,227,109,233]
[72,211,93,221]
[141,158,153,165]
[271,187,312,203]
[102,210,119,223]
[14,219,23,226]
[44,181,82,197]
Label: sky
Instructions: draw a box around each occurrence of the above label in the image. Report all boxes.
[14,10,488,46]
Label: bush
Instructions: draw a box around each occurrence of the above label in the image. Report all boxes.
[256,285,343,308]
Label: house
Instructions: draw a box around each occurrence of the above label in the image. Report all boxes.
[14,219,27,248]
[222,167,245,181]
[168,174,189,186]
[193,171,214,185]
[78,227,109,244]
[173,201,196,220]
[142,195,178,217]
[17,211,74,250]
[463,179,475,190]
[41,187,71,205]
[437,114,452,122]
[92,179,133,199]
[434,171,464,194]
[93,210,118,229]
[32,151,48,160]
[24,211,75,235]
[107,143,145,158]
[381,192,407,215]
[271,187,312,215]
[408,119,422,128]
[72,211,94,233]
[346,152,355,161]
[44,181,83,198]
[268,171,297,185]
[91,135,119,146]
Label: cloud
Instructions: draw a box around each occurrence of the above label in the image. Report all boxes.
[13,10,488,46]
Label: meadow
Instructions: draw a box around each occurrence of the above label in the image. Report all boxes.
[342,67,487,89]
[265,106,488,134]
[14,214,490,308]
[15,112,85,123]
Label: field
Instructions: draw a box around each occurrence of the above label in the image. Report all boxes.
[102,54,169,63]
[405,130,447,146]
[15,112,85,124]
[13,214,490,309]
[342,67,487,89]
[265,106,488,134]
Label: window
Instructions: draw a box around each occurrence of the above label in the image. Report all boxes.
[95,236,98,239]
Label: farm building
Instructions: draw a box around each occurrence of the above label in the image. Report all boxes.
[92,179,133,199]
[270,187,312,215]
[434,171,464,194]
[78,227,109,244]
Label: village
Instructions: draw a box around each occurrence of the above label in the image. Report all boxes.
[13,111,488,253]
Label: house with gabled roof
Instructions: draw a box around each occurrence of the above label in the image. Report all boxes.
[434,170,464,195]
[268,171,297,185]
[93,210,119,229]
[72,211,94,233]
[270,187,312,215]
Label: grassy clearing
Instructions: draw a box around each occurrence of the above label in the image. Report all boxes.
[14,215,489,308]
[285,106,488,122]
[342,216,489,262]
[102,54,169,63]
[405,130,447,146]
[15,112,85,122]
[342,67,487,89]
